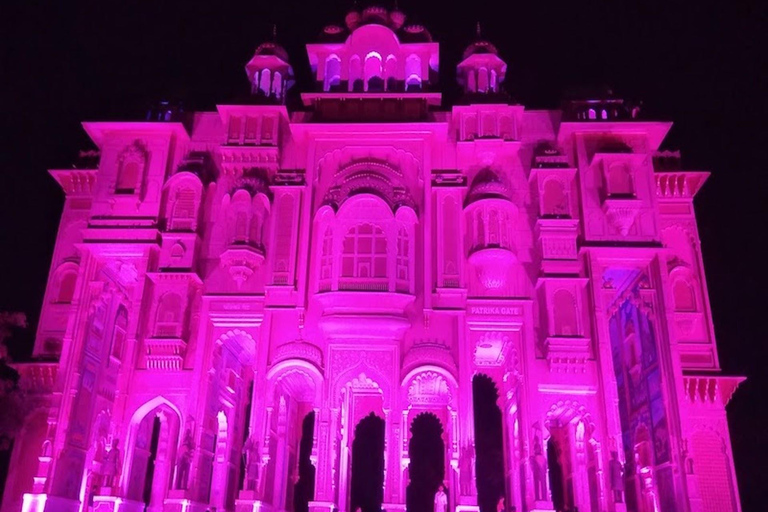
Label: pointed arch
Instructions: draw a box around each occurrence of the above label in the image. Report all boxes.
[154,292,183,338]
[553,289,579,336]
[324,54,342,91]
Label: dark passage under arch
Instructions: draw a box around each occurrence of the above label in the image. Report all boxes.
[407,413,445,512]
[472,374,505,512]
[294,411,316,512]
[350,413,385,512]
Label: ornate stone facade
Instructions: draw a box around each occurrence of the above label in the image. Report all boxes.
[2,6,742,512]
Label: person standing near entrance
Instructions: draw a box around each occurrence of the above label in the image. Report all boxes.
[434,485,448,512]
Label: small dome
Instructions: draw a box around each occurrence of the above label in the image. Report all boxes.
[323,24,344,35]
[390,9,406,29]
[362,6,389,25]
[468,169,510,200]
[400,24,433,42]
[345,9,361,30]
[319,24,347,42]
[462,39,499,61]
[252,42,290,63]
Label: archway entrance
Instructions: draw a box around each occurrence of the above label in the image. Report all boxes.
[293,411,316,512]
[472,375,505,512]
[547,435,567,511]
[407,413,445,512]
[350,413,385,512]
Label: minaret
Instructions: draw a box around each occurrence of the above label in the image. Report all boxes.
[457,22,508,100]
[244,27,295,104]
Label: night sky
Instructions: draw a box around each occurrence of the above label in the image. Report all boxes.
[1,0,766,509]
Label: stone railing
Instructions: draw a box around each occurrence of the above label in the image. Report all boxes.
[145,338,187,371]
[682,374,745,406]
[13,362,58,394]
[655,172,709,199]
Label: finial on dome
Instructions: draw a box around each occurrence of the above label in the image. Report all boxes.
[476,21,482,38]
[272,24,277,41]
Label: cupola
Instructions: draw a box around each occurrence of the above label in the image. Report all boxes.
[457,23,508,99]
[245,28,295,104]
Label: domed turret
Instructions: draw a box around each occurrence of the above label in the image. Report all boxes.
[345,8,362,30]
[245,28,295,104]
[467,169,511,203]
[389,7,406,29]
[362,5,389,25]
[457,23,508,99]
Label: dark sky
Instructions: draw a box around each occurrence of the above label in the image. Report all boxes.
[1,0,766,509]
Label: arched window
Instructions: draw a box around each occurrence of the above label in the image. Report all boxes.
[170,242,185,260]
[349,56,363,92]
[498,116,513,140]
[169,187,197,231]
[490,69,498,92]
[116,161,141,194]
[340,224,388,289]
[478,68,489,93]
[465,116,477,140]
[364,52,383,92]
[488,209,500,246]
[325,55,342,91]
[588,109,597,120]
[475,210,485,249]
[499,211,510,249]
[673,278,696,311]
[553,289,578,336]
[234,211,248,243]
[249,209,263,247]
[262,116,275,143]
[542,179,568,217]
[230,189,252,244]
[405,54,422,91]
[607,163,634,197]
[56,270,78,303]
[228,116,242,142]
[259,69,271,96]
[482,115,495,137]
[155,293,183,338]
[384,55,397,91]
[111,305,128,360]
[467,71,477,93]
[272,71,283,99]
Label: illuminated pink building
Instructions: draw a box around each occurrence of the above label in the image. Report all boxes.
[3,6,743,512]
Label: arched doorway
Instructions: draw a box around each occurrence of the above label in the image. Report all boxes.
[350,413,385,512]
[547,437,566,511]
[293,411,316,512]
[472,375,505,512]
[407,413,445,512]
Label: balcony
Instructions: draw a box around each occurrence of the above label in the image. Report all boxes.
[145,338,187,371]
[468,246,517,290]
[220,244,266,288]
[601,197,642,236]
[543,336,592,373]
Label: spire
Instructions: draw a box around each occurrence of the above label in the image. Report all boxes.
[272,24,277,42]
[476,21,482,39]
